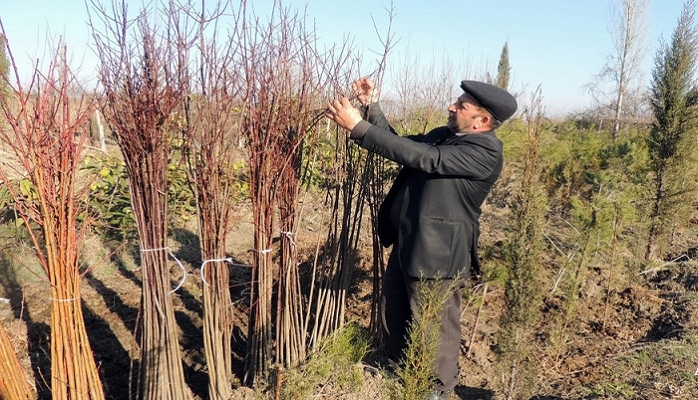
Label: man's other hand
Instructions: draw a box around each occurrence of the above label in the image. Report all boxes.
[326,97,362,135]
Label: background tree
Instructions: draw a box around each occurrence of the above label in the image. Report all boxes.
[391,48,455,134]
[497,41,511,91]
[644,0,698,261]
[589,0,651,138]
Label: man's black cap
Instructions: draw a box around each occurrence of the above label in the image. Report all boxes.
[460,80,517,122]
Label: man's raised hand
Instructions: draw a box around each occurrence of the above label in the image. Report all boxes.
[352,77,379,106]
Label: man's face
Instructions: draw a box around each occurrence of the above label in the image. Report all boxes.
[447,94,488,134]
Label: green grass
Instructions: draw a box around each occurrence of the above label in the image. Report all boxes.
[281,321,371,399]
[589,381,636,398]
[0,222,46,286]
[587,334,698,399]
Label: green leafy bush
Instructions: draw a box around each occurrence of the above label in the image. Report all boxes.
[83,154,136,240]
[82,152,197,241]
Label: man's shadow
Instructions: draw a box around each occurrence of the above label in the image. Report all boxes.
[454,385,494,399]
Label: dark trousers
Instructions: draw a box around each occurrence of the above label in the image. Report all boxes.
[380,251,466,392]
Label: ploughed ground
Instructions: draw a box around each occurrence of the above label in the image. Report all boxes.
[1,186,697,399]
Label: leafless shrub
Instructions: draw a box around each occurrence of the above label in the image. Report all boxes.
[233,0,361,385]
[0,28,104,399]
[176,1,242,398]
[89,1,189,398]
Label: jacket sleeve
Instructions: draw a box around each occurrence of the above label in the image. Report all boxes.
[352,103,425,142]
[354,123,502,179]
[361,103,398,135]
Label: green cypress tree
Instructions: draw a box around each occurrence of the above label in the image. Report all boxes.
[645,0,698,261]
[496,42,511,91]
[496,87,547,400]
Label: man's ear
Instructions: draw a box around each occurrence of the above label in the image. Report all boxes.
[479,115,491,129]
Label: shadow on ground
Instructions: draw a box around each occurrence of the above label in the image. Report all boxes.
[454,384,494,399]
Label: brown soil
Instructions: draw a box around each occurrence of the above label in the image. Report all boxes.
[2,190,698,399]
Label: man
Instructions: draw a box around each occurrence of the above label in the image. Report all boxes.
[326,78,516,399]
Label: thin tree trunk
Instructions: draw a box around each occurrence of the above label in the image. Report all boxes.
[94,110,106,151]
[603,206,621,331]
[467,284,488,357]
[645,169,665,261]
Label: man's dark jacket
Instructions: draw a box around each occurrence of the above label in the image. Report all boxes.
[352,104,503,280]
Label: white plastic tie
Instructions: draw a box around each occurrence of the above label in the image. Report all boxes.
[140,246,188,295]
[140,247,169,252]
[280,231,297,248]
[50,297,79,303]
[200,257,234,286]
